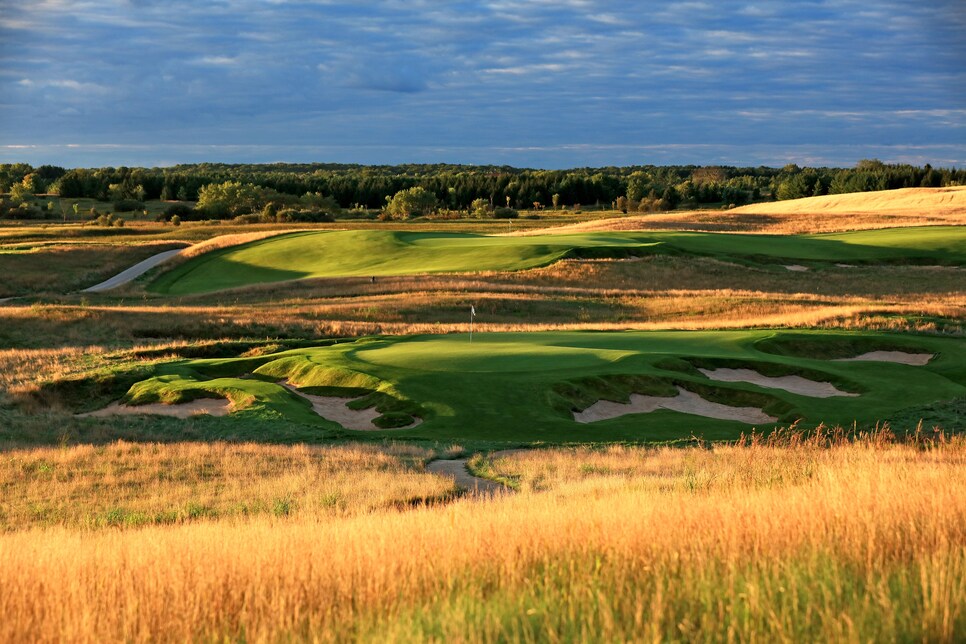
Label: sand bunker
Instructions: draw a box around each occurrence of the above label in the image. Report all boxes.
[784,264,809,272]
[835,351,933,366]
[79,398,231,418]
[574,386,776,425]
[698,368,858,398]
[281,383,421,431]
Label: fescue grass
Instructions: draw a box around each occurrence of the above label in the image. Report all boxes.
[0,441,451,531]
[1,435,964,642]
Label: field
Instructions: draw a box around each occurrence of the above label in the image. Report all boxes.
[1,187,964,642]
[1,436,964,641]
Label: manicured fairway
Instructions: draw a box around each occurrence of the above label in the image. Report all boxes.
[148,226,966,295]
[94,330,966,444]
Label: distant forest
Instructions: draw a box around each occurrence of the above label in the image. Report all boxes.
[1,160,962,216]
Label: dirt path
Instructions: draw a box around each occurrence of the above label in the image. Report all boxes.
[426,449,525,496]
[82,248,183,293]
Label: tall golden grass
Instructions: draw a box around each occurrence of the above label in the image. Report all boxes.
[528,186,966,235]
[0,441,451,531]
[1,437,964,642]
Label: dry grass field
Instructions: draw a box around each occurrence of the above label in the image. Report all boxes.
[534,186,966,235]
[1,436,963,642]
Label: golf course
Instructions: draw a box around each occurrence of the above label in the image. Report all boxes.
[148,226,966,294]
[84,329,965,444]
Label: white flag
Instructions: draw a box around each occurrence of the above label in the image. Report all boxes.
[470,305,476,317]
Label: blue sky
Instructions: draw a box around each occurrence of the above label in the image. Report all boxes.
[1,0,964,168]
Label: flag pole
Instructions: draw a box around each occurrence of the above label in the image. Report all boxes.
[470,305,475,343]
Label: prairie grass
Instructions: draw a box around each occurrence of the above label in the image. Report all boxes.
[0,441,449,530]
[536,186,966,235]
[1,437,964,642]
[0,242,185,296]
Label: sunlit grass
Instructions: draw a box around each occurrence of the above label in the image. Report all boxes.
[1,437,964,642]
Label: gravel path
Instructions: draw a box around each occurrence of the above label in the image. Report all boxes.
[82,248,183,293]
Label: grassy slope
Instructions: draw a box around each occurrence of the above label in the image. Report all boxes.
[148,226,966,295]
[100,330,966,445]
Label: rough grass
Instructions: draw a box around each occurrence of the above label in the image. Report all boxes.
[1,436,964,642]
[538,186,966,235]
[0,441,451,531]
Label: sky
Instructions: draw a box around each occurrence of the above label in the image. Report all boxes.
[0,0,964,169]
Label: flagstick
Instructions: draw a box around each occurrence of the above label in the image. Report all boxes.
[470,307,473,343]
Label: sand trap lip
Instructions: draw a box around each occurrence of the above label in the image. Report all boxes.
[574,386,776,425]
[698,367,858,398]
[834,351,934,366]
[280,382,421,431]
[78,398,231,418]
[784,264,809,272]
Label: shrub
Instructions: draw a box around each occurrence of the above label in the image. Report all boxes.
[492,206,519,219]
[113,199,144,213]
[170,215,181,227]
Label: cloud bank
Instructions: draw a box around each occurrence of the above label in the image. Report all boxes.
[1,0,963,167]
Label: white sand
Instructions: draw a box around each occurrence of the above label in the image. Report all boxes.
[784,264,809,272]
[574,387,776,425]
[834,351,934,366]
[79,398,231,418]
[281,382,421,430]
[698,368,858,398]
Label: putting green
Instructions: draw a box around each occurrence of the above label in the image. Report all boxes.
[148,226,966,295]
[94,330,966,444]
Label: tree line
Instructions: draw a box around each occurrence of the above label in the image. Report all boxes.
[1,160,962,221]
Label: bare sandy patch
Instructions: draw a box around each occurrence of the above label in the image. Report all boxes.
[834,351,934,366]
[784,265,809,272]
[281,383,421,431]
[698,368,857,398]
[78,398,231,418]
[574,386,776,425]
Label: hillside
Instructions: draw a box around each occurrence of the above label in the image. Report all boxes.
[529,186,966,235]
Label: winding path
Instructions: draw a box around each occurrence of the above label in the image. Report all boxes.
[82,248,183,293]
[426,449,526,497]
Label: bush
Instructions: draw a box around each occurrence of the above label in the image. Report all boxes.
[113,199,144,213]
[170,215,181,226]
[159,203,196,222]
[492,206,519,219]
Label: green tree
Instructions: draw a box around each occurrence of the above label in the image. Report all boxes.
[9,182,30,204]
[383,186,437,220]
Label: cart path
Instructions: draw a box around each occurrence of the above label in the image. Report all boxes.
[82,248,184,293]
[425,449,528,497]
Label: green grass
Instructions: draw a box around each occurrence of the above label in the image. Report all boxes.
[77,330,966,445]
[148,226,966,295]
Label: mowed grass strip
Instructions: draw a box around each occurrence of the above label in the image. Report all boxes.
[147,226,966,295]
